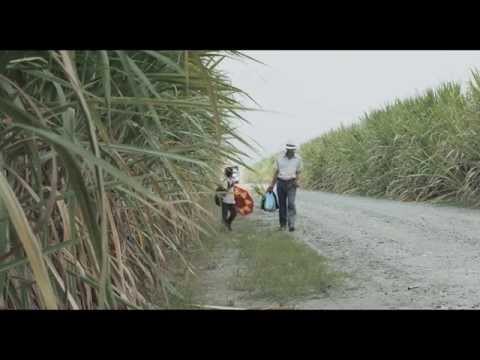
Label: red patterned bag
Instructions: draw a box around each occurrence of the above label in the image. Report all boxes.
[233,185,254,216]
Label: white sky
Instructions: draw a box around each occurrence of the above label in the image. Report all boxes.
[220,50,480,164]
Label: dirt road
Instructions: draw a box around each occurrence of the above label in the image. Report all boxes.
[289,190,480,309]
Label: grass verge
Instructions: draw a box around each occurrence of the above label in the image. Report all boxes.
[161,214,342,308]
[227,218,342,304]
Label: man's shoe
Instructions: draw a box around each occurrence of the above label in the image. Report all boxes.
[279,225,286,231]
[289,227,295,232]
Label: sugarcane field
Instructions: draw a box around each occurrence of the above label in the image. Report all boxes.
[2,50,480,310]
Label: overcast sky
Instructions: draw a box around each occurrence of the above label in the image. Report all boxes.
[220,50,480,164]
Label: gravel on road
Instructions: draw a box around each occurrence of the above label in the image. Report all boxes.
[287,190,480,309]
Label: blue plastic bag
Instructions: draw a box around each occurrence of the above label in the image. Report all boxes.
[262,191,278,212]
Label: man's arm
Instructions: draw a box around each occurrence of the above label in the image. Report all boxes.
[295,171,301,188]
[295,158,302,188]
[267,169,279,192]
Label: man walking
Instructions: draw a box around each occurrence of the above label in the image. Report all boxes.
[267,142,302,232]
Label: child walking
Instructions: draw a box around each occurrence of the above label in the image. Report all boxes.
[222,167,238,231]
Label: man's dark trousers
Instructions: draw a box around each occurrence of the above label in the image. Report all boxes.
[277,179,297,229]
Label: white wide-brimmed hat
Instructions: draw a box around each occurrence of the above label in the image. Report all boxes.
[285,141,297,150]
